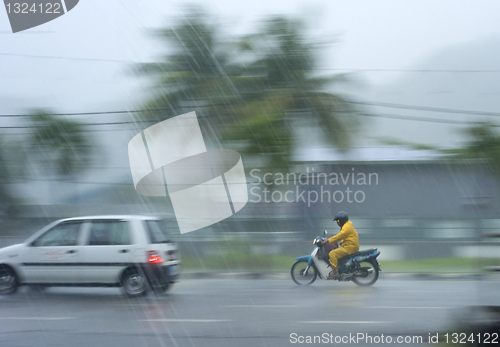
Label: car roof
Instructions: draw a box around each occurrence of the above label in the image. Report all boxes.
[57,215,161,222]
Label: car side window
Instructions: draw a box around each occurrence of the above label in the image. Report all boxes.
[88,221,131,246]
[32,222,83,247]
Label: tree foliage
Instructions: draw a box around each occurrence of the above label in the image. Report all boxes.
[28,109,92,176]
[445,122,500,174]
[136,8,360,170]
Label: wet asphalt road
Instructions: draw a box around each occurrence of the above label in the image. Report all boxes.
[0,275,499,347]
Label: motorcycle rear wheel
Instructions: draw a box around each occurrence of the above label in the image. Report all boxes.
[291,260,317,285]
[352,261,379,286]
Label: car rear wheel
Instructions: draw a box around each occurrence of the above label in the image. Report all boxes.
[0,266,18,295]
[122,269,148,297]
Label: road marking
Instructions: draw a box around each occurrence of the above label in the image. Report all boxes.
[241,289,298,292]
[223,305,298,308]
[0,317,78,321]
[388,291,465,293]
[367,306,449,309]
[139,319,232,323]
[301,321,390,324]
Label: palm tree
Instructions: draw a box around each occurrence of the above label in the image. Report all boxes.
[444,122,500,174]
[135,7,237,121]
[28,109,92,177]
[137,9,360,170]
[0,110,92,214]
[220,17,359,168]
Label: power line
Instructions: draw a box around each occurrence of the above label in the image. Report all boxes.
[3,53,500,73]
[1,102,499,131]
[0,112,494,132]
[0,104,213,118]
[0,52,137,63]
[352,100,500,117]
[0,107,177,118]
[0,119,159,129]
[0,111,495,130]
[3,99,500,119]
[0,129,136,135]
[357,112,500,126]
[0,128,137,136]
[319,68,500,73]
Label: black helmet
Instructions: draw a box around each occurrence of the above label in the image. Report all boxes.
[333,211,349,226]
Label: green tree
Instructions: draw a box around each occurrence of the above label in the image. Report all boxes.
[136,7,235,119]
[221,17,359,168]
[0,110,92,215]
[28,109,92,177]
[137,9,359,170]
[379,122,500,175]
[445,122,500,174]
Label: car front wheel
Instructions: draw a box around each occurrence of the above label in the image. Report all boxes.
[0,266,19,295]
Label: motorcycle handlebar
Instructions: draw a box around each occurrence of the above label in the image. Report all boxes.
[315,238,328,246]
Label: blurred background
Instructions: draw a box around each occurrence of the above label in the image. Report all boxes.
[2,1,500,343]
[1,0,500,275]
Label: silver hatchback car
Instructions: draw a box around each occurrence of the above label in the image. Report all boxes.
[0,215,180,297]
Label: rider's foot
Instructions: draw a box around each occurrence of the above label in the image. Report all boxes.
[327,270,340,280]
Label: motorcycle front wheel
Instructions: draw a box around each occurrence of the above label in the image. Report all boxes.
[291,260,317,285]
[352,261,379,286]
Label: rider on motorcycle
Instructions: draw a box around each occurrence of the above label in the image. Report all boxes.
[322,211,359,279]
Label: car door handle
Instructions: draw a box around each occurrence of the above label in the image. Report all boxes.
[119,249,129,253]
[66,250,77,254]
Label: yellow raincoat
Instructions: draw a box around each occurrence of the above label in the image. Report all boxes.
[327,220,359,269]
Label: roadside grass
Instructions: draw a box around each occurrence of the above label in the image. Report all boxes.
[180,253,500,274]
[181,253,295,273]
[380,257,500,273]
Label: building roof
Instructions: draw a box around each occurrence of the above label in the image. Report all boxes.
[59,215,161,222]
[293,146,445,163]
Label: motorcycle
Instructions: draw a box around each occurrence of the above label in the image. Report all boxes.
[291,231,381,286]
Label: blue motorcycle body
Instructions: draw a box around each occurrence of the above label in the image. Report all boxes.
[291,237,381,286]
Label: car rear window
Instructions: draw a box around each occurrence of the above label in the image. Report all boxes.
[145,220,172,243]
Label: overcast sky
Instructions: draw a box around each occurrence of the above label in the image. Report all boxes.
[3,0,500,203]
[2,0,500,114]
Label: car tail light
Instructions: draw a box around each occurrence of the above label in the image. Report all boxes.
[148,251,164,264]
